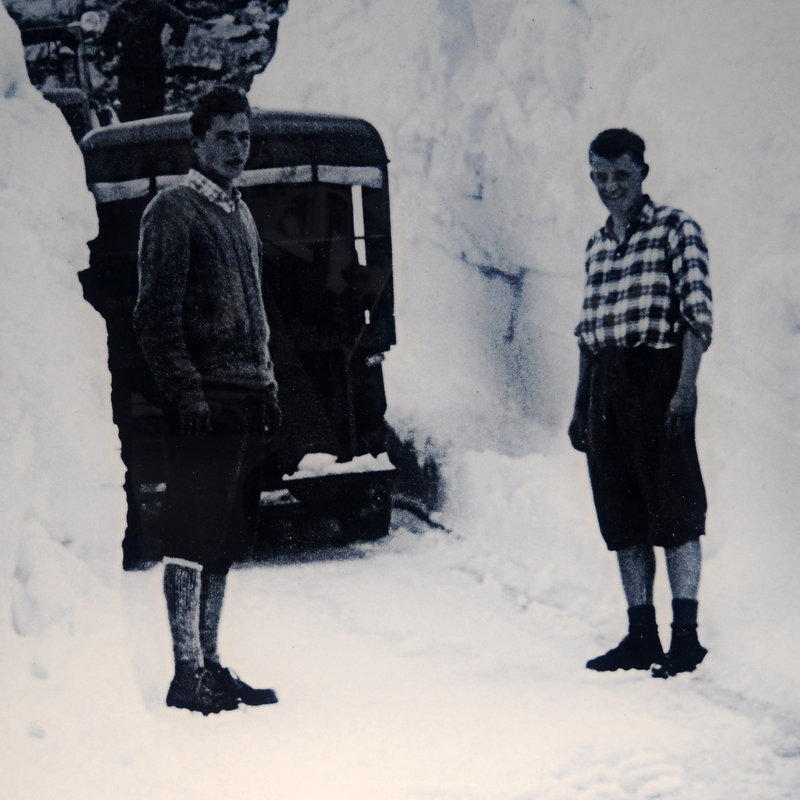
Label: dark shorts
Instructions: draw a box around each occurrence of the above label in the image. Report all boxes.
[585,347,706,551]
[160,383,271,569]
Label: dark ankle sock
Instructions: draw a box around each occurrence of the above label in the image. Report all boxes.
[672,598,699,625]
[671,598,699,639]
[627,604,657,632]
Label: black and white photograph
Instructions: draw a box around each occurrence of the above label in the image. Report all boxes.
[1,1,798,798]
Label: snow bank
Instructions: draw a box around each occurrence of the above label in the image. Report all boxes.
[0,1,128,740]
[283,452,394,480]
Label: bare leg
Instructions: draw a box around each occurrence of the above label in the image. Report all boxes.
[587,544,662,671]
[617,544,656,607]
[665,538,701,600]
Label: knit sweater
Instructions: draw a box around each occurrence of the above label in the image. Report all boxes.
[134,184,277,407]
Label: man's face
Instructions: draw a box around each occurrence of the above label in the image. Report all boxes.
[192,112,251,190]
[589,152,645,219]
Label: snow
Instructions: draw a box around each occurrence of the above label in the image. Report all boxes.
[2,0,800,798]
[282,451,395,480]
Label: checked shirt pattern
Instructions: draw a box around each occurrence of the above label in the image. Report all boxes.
[186,169,242,213]
[185,168,262,279]
[575,197,712,353]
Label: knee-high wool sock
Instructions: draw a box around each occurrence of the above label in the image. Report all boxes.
[163,562,203,668]
[200,571,227,665]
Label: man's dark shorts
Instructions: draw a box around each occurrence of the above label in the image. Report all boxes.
[159,383,272,569]
[585,346,706,551]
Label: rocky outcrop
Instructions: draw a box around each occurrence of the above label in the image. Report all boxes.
[164,2,287,112]
[5,0,288,130]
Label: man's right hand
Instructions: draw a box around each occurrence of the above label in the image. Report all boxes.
[178,398,211,435]
[569,351,591,453]
[568,411,588,452]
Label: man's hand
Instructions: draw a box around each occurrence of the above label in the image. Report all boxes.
[179,398,211,435]
[665,329,703,438]
[263,397,282,435]
[568,410,588,452]
[664,384,697,438]
[569,350,591,453]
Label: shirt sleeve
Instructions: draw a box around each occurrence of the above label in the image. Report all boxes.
[573,234,598,349]
[134,192,205,407]
[669,217,713,350]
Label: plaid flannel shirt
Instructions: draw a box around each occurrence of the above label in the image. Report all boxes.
[575,196,712,353]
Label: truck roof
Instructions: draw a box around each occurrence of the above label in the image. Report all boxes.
[80,109,389,183]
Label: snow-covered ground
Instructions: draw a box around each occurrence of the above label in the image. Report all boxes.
[2,1,799,798]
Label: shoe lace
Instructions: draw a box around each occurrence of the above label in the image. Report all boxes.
[208,663,244,692]
[195,667,226,698]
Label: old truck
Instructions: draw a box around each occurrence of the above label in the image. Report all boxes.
[78,109,397,566]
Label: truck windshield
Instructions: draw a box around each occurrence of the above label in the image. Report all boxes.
[243,180,378,340]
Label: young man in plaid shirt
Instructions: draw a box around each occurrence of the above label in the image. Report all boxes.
[569,129,712,678]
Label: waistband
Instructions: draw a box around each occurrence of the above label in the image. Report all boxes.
[589,345,681,384]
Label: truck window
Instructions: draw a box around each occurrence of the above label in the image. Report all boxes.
[243,180,378,339]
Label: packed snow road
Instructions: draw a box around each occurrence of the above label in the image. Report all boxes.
[107,519,799,800]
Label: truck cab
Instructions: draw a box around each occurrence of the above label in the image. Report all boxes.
[79,110,396,563]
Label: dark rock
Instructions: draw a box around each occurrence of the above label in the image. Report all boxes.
[9,0,289,126]
[167,34,226,74]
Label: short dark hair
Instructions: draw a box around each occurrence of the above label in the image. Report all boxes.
[589,128,646,166]
[190,85,251,139]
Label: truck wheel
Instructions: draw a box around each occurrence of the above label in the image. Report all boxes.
[338,486,392,542]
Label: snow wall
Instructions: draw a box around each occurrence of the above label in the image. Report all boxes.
[1,0,799,724]
[0,4,126,654]
[256,0,799,445]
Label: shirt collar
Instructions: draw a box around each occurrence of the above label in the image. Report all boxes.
[600,194,653,241]
[186,169,242,213]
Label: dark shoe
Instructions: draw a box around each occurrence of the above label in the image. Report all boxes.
[587,631,664,672]
[166,664,239,714]
[652,637,707,678]
[207,661,278,706]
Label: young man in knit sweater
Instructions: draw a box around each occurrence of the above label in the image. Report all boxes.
[135,85,281,713]
[569,129,712,678]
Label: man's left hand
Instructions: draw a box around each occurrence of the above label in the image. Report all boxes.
[264,399,282,435]
[665,385,697,438]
